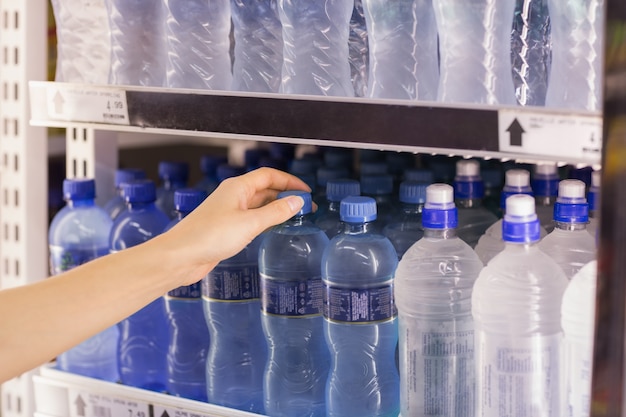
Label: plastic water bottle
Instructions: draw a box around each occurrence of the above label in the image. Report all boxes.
[162,0,232,90]
[110,179,171,391]
[561,260,597,417]
[258,191,330,417]
[278,0,354,96]
[349,0,369,97]
[532,163,560,233]
[231,0,283,92]
[537,179,597,279]
[194,155,228,195]
[202,211,266,413]
[244,148,271,172]
[510,0,551,106]
[587,169,601,239]
[105,0,166,86]
[545,0,603,110]
[51,0,111,84]
[315,165,351,208]
[474,169,546,265]
[323,196,399,417]
[155,161,189,220]
[433,0,517,105]
[383,181,427,259]
[162,189,210,402]
[472,194,569,417]
[49,179,118,382]
[103,168,146,220]
[360,173,397,230]
[315,179,361,239]
[454,159,499,248]
[363,0,439,100]
[395,183,483,416]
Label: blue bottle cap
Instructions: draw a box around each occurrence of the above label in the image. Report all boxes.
[385,152,414,174]
[454,159,484,200]
[216,164,245,182]
[340,196,377,223]
[553,179,589,223]
[278,190,313,216]
[481,167,503,190]
[174,188,208,213]
[422,183,457,229]
[502,194,541,243]
[289,158,318,175]
[326,179,360,202]
[63,178,96,200]
[200,155,227,175]
[500,169,534,209]
[317,166,350,187]
[360,174,393,195]
[269,142,296,161]
[399,181,427,204]
[360,161,388,176]
[115,168,145,187]
[245,148,269,169]
[158,161,189,182]
[121,179,156,204]
[531,163,559,198]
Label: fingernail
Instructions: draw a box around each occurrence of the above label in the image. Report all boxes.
[286,196,304,212]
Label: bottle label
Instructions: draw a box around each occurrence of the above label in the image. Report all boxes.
[167,282,202,299]
[476,330,562,417]
[49,246,109,275]
[260,275,323,317]
[323,281,396,323]
[202,263,260,301]
[563,337,592,417]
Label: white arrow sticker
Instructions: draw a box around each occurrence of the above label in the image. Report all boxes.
[68,389,151,417]
[46,85,130,126]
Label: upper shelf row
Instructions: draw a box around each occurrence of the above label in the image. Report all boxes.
[28,81,603,166]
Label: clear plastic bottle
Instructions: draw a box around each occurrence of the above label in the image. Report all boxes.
[103,168,146,220]
[532,163,560,233]
[105,0,166,86]
[362,0,439,100]
[162,189,210,402]
[278,0,354,96]
[322,196,399,417]
[454,159,499,248]
[537,179,597,279]
[395,183,483,417]
[472,194,569,417]
[561,260,597,417]
[110,179,171,392]
[49,179,118,382]
[544,0,604,110]
[314,165,351,210]
[349,0,369,97]
[163,0,232,90]
[51,0,111,84]
[432,0,517,105]
[155,161,189,220]
[231,0,283,93]
[587,169,601,239]
[315,178,361,239]
[510,0,552,106]
[194,155,228,196]
[382,181,427,260]
[258,191,330,417]
[360,173,397,230]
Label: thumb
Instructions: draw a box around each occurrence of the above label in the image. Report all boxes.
[249,195,304,234]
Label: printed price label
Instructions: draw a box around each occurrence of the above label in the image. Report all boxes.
[46,85,130,125]
[67,390,150,417]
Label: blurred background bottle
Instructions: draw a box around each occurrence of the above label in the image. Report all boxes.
[383,181,427,259]
[531,163,560,233]
[103,168,146,220]
[194,155,228,196]
[315,178,361,239]
[155,161,189,219]
[587,169,601,239]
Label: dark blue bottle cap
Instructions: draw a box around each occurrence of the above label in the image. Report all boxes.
[421,183,457,229]
[326,179,360,202]
[158,161,189,182]
[360,161,388,176]
[200,155,227,175]
[115,168,145,187]
[324,148,353,168]
[289,158,318,175]
[174,188,208,213]
[481,168,503,190]
[278,190,313,216]
[385,152,414,174]
[404,168,434,184]
[502,194,541,243]
[340,196,377,223]
[317,166,350,187]
[399,181,427,204]
[121,179,156,204]
[269,142,296,161]
[360,174,393,195]
[245,148,269,169]
[63,178,96,200]
[216,164,245,182]
[553,179,589,223]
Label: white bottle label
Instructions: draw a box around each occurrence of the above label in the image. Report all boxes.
[562,336,592,417]
[476,331,562,417]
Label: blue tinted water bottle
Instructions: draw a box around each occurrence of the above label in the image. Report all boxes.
[103,168,146,220]
[110,179,171,391]
[49,178,118,381]
[162,189,210,401]
[383,181,427,259]
[587,169,601,239]
[259,191,330,417]
[315,179,361,239]
[532,163,560,233]
[360,173,397,230]
[195,155,228,195]
[323,196,399,417]
[395,183,483,416]
[155,161,189,219]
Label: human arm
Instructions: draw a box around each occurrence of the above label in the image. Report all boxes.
[0,167,308,382]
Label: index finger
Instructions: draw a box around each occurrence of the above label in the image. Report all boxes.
[239,167,312,206]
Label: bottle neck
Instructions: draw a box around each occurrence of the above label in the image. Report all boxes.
[535,195,556,207]
[456,198,482,209]
[555,221,587,231]
[401,202,424,214]
[127,201,156,211]
[328,200,341,213]
[162,179,186,189]
[343,221,375,234]
[423,227,457,239]
[67,199,95,208]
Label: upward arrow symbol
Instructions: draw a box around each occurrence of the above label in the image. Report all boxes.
[506,118,526,147]
[74,395,87,417]
[52,90,65,114]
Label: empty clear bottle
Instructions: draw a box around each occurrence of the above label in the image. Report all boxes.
[537,179,597,279]
[561,260,597,417]
[363,0,439,100]
[103,168,146,220]
[383,181,427,259]
[349,0,369,97]
[231,0,283,92]
[49,179,117,382]
[278,0,354,96]
[259,191,330,417]
[155,161,189,220]
[472,194,568,417]
[545,0,604,110]
[163,189,210,402]
[532,163,560,233]
[395,183,483,417]
[315,178,361,239]
[587,169,601,239]
[163,0,232,90]
[110,179,171,391]
[323,196,399,417]
[433,0,517,105]
[194,155,228,196]
[454,159,498,248]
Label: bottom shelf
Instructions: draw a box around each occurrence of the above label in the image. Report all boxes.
[33,364,262,417]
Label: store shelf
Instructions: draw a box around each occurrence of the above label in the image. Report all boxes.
[29,81,603,166]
